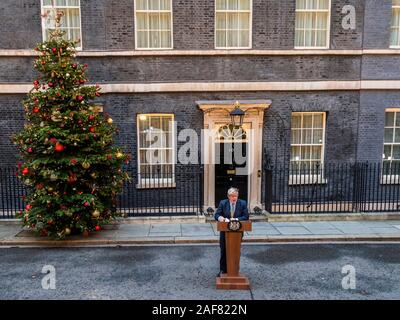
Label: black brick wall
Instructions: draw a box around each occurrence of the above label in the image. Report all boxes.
[0,55,362,82]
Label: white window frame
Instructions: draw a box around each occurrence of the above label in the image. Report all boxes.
[391,0,400,48]
[289,112,327,185]
[134,0,174,50]
[41,0,83,50]
[136,113,176,188]
[381,108,400,184]
[294,0,331,49]
[214,0,253,50]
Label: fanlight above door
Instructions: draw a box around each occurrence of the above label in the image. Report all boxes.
[217,124,247,141]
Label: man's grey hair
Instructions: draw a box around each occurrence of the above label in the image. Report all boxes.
[227,187,239,197]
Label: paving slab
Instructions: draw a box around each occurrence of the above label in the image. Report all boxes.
[275,226,313,235]
[300,221,336,228]
[334,227,375,234]
[247,229,281,236]
[359,221,397,227]
[149,223,181,233]
[270,222,304,227]
[306,229,344,235]
[181,224,215,236]
[328,221,365,227]
[370,227,400,234]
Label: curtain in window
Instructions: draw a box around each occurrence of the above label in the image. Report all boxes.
[391,0,400,47]
[290,113,325,174]
[383,111,400,175]
[136,0,172,49]
[295,0,329,48]
[216,0,251,48]
[42,0,82,48]
[138,115,174,179]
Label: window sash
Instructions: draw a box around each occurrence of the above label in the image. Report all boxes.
[41,0,82,49]
[290,112,326,175]
[215,0,252,49]
[391,4,400,48]
[295,0,330,48]
[137,114,175,184]
[135,0,173,49]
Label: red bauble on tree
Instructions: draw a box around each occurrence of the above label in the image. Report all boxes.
[55,142,65,152]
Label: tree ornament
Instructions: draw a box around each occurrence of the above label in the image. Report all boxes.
[65,228,71,235]
[92,210,100,218]
[95,225,101,231]
[22,168,29,175]
[55,142,64,152]
[52,48,57,53]
[28,148,33,153]
[116,152,124,159]
[82,161,90,169]
[33,107,40,113]
[107,118,113,124]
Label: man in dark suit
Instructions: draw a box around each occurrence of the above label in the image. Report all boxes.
[214,187,249,276]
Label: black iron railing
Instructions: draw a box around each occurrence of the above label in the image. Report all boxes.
[2,162,400,218]
[0,165,204,219]
[119,164,204,216]
[263,162,400,214]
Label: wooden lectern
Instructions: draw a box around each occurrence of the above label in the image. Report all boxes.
[216,220,252,290]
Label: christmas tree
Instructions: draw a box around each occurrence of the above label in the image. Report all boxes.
[13,11,130,239]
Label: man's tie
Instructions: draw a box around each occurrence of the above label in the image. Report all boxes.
[230,202,235,219]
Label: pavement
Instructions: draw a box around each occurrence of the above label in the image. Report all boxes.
[2,217,400,246]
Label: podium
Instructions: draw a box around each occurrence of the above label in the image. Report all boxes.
[216,220,252,290]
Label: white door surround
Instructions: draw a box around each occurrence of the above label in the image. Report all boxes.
[197,100,271,211]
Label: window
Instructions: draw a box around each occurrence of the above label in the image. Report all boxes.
[137,114,175,187]
[290,112,326,184]
[215,0,252,49]
[391,0,400,48]
[135,0,173,50]
[41,0,82,49]
[295,0,331,49]
[382,110,400,183]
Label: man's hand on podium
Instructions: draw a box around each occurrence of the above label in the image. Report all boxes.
[218,216,230,222]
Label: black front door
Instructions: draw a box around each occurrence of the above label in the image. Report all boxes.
[215,142,248,206]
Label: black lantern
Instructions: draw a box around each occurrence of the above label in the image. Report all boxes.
[230,101,245,127]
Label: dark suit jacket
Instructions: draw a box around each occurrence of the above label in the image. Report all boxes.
[214,199,249,222]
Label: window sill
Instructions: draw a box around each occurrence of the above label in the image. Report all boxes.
[136,182,176,189]
[134,47,174,51]
[288,175,327,185]
[294,46,330,50]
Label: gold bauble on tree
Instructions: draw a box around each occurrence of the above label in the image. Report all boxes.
[82,161,91,169]
[92,210,100,218]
